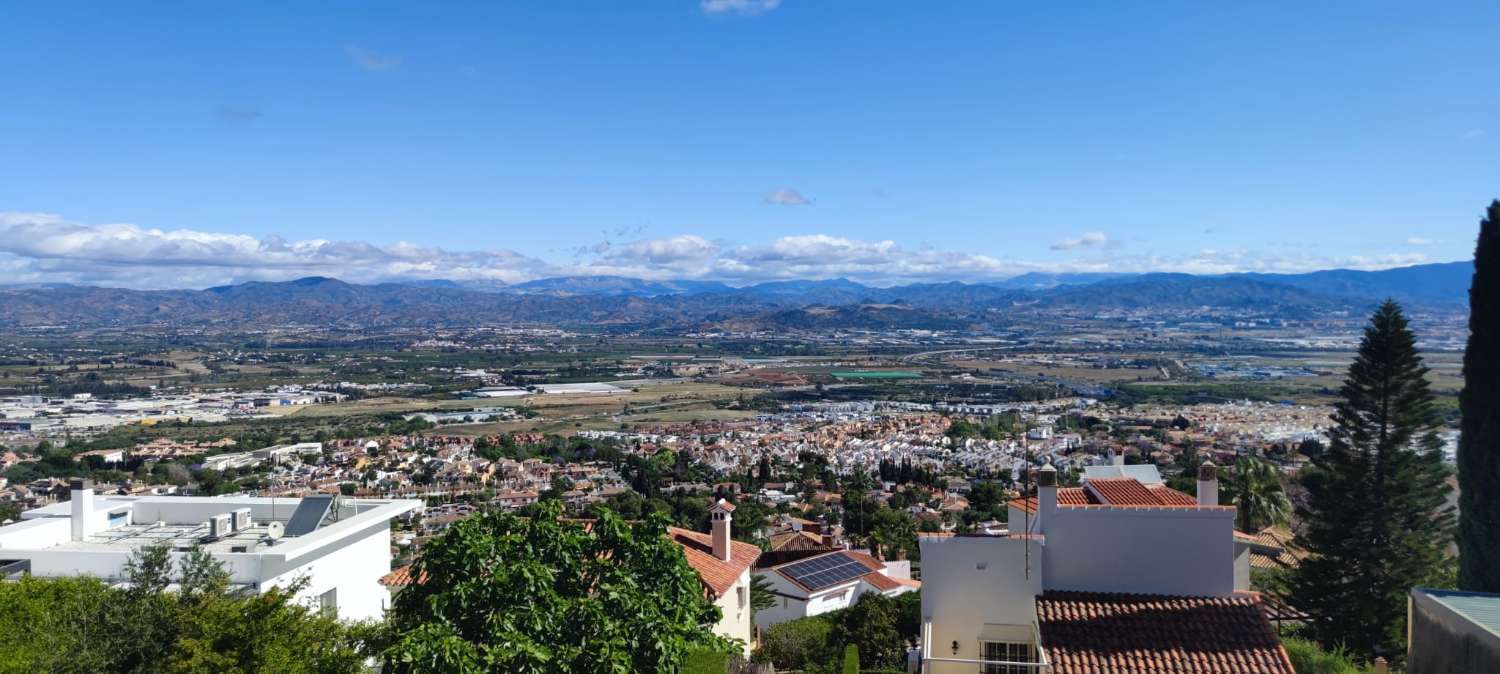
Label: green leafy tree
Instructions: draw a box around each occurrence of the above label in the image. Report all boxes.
[0,544,365,674]
[1460,199,1500,592]
[750,573,777,613]
[1290,301,1455,660]
[754,615,832,671]
[1226,457,1291,532]
[382,500,730,673]
[829,592,905,669]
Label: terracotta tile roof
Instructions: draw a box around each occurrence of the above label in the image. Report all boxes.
[1058,487,1093,505]
[769,530,827,552]
[862,570,904,592]
[667,526,760,598]
[380,565,424,588]
[1036,591,1296,674]
[1148,485,1200,506]
[1248,526,1305,570]
[1011,482,1201,513]
[1009,496,1039,514]
[1085,477,1163,506]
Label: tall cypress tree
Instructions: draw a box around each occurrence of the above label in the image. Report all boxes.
[1460,199,1500,592]
[1291,300,1454,660]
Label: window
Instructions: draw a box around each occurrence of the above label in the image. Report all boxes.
[737,585,746,609]
[982,641,1035,674]
[318,588,337,617]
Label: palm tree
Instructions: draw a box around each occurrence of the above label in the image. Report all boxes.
[1227,457,1291,532]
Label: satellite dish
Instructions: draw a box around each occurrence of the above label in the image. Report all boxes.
[265,521,285,541]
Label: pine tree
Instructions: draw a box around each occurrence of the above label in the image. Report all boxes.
[1459,199,1500,592]
[1291,300,1454,661]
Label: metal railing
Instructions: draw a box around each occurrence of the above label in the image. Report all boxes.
[918,619,1051,673]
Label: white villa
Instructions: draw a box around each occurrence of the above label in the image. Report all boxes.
[917,462,1295,674]
[754,547,919,630]
[0,479,420,621]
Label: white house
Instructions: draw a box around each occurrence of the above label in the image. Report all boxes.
[668,499,761,656]
[918,464,1294,674]
[754,548,919,631]
[0,479,420,622]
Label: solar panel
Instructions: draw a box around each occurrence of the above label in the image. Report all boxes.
[284,494,335,536]
[780,552,872,590]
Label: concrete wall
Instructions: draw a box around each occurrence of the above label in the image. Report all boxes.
[0,516,70,550]
[1234,540,1251,591]
[1408,590,1500,674]
[1043,506,1235,597]
[920,535,1043,674]
[261,519,394,621]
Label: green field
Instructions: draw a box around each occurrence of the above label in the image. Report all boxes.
[830,370,921,380]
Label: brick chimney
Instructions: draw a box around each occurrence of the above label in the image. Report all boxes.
[1197,461,1218,507]
[710,499,734,561]
[1037,464,1057,533]
[69,478,95,541]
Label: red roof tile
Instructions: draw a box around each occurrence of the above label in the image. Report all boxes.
[380,565,424,588]
[1058,487,1093,505]
[667,526,760,598]
[861,571,903,592]
[1085,477,1163,506]
[1149,485,1200,506]
[1036,591,1296,674]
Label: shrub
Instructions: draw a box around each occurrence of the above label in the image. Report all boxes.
[682,647,733,674]
[1282,637,1369,674]
[756,615,833,670]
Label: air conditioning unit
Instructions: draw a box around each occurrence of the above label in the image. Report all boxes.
[231,508,252,531]
[208,513,232,540]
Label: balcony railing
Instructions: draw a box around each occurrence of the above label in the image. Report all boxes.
[918,619,1051,673]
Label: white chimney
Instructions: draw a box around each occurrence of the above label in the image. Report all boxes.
[69,478,95,541]
[1112,451,1125,467]
[710,499,734,561]
[1037,464,1057,534]
[1197,462,1218,507]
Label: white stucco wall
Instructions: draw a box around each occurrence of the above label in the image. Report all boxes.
[753,569,863,631]
[714,568,754,656]
[260,518,394,621]
[1043,506,1236,597]
[920,535,1044,674]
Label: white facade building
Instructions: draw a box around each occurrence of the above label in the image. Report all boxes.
[754,548,919,631]
[0,479,420,622]
[918,464,1292,674]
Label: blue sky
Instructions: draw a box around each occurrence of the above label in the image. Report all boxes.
[1,1,1496,288]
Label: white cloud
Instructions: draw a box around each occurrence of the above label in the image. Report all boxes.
[0,212,550,289]
[0,212,1442,289]
[1050,231,1112,250]
[700,0,781,16]
[1407,237,1434,245]
[764,188,812,206]
[345,45,401,71]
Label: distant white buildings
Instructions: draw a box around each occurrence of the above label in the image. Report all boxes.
[0,480,420,621]
[201,442,324,471]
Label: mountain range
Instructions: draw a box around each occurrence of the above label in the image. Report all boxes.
[0,261,1470,329]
